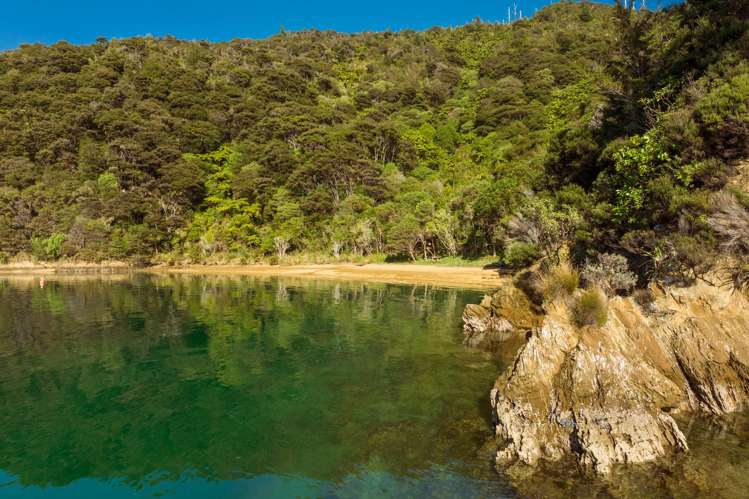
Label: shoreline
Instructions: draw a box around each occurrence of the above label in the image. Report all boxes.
[147,263,505,289]
[0,261,130,274]
[0,262,505,289]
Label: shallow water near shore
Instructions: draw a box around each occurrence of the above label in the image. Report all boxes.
[1,274,747,498]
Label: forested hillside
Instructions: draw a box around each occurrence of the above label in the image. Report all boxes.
[0,1,747,287]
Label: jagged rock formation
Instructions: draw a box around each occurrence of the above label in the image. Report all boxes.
[462,285,543,350]
[465,281,749,474]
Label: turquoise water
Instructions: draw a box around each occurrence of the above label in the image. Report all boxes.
[0,274,513,498]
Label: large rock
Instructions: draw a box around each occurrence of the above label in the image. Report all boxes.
[472,281,749,474]
[462,285,542,350]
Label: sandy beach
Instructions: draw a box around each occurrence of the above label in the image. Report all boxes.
[145,263,505,289]
[0,262,503,289]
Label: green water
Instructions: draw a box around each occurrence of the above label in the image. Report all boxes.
[0,274,512,498]
[2,274,748,498]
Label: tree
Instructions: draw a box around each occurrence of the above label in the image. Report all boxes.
[386,215,421,261]
[505,197,582,265]
[0,1,743,279]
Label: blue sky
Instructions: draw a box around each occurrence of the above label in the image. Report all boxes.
[1,0,682,50]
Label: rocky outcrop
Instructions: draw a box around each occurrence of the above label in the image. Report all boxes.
[466,281,749,474]
[462,285,542,350]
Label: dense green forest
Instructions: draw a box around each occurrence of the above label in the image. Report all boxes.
[0,1,747,287]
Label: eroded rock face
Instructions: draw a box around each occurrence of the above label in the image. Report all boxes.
[468,281,749,474]
[462,286,542,350]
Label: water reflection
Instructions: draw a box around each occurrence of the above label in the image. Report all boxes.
[0,274,508,497]
[1,274,747,498]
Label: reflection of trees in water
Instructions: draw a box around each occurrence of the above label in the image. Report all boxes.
[0,275,492,489]
[0,275,469,358]
[275,279,288,303]
[5,275,744,497]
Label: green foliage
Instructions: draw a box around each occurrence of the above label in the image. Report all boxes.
[545,79,595,133]
[0,1,745,284]
[611,133,676,223]
[696,73,749,131]
[402,124,446,170]
[502,242,540,269]
[177,147,262,258]
[109,225,154,259]
[574,289,608,328]
[0,157,39,190]
[505,196,582,264]
[545,126,600,186]
[96,173,119,193]
[31,233,66,261]
[386,214,422,261]
[695,72,749,159]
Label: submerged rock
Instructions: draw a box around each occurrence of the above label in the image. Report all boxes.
[466,281,749,474]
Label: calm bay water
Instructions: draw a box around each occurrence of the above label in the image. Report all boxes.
[2,273,748,498]
[0,274,512,498]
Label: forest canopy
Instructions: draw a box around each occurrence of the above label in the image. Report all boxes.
[0,0,747,288]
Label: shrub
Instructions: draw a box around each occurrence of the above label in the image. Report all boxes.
[581,253,637,296]
[574,289,608,327]
[505,197,582,264]
[723,258,749,294]
[96,172,119,193]
[622,230,716,285]
[31,233,66,261]
[633,288,656,309]
[30,238,45,261]
[695,73,749,160]
[109,224,156,259]
[662,234,717,284]
[708,191,749,256]
[0,251,7,264]
[610,133,676,224]
[273,236,289,259]
[542,262,580,301]
[513,269,546,306]
[47,234,66,260]
[503,242,540,269]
